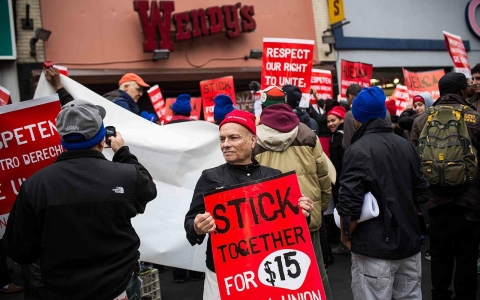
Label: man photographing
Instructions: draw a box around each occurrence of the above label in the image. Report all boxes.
[4,99,157,300]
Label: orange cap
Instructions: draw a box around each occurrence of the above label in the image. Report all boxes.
[118,73,150,88]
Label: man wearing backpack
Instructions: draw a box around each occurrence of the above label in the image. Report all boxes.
[410,72,480,300]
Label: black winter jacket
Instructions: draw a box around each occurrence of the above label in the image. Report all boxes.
[330,123,344,200]
[337,118,430,260]
[3,147,157,300]
[184,160,281,272]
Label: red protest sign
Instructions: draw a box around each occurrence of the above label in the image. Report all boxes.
[147,85,166,120]
[0,95,63,237]
[0,85,10,106]
[200,76,236,123]
[204,172,325,300]
[164,97,201,123]
[444,31,471,78]
[261,38,315,107]
[389,85,410,115]
[340,60,372,99]
[311,69,333,103]
[402,68,445,101]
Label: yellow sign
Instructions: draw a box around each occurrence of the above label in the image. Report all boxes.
[328,0,345,25]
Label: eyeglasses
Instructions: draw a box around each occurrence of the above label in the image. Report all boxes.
[134,85,144,94]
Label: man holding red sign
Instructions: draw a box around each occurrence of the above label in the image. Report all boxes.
[184,110,314,299]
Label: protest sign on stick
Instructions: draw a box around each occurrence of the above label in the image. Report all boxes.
[444,31,471,78]
[340,60,372,99]
[389,85,410,115]
[147,85,166,122]
[204,171,325,300]
[311,69,333,103]
[402,68,445,101]
[200,76,236,122]
[0,95,62,237]
[261,38,315,108]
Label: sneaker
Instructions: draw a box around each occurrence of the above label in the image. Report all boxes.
[424,250,431,261]
[331,244,350,255]
[0,283,23,294]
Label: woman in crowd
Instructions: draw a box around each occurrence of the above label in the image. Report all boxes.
[326,106,348,256]
[398,92,434,138]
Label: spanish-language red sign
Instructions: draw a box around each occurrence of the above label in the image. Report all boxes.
[389,85,410,115]
[340,60,373,99]
[310,69,333,103]
[200,76,236,123]
[0,85,10,106]
[444,31,471,78]
[204,171,325,300]
[147,85,166,122]
[402,68,445,101]
[261,38,315,108]
[164,97,202,123]
[0,95,63,237]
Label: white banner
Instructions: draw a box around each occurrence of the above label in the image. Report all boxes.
[34,74,225,272]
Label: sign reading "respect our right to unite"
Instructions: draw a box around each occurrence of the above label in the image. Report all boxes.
[261,38,315,108]
[204,172,325,300]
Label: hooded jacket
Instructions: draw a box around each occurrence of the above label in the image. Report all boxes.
[337,118,430,260]
[253,104,332,232]
[294,108,319,136]
[410,93,480,213]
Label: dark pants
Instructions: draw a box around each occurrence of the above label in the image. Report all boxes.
[0,240,10,287]
[172,268,203,280]
[126,274,141,300]
[429,204,480,300]
[21,262,43,300]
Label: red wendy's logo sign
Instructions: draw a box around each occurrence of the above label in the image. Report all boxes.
[134,1,256,52]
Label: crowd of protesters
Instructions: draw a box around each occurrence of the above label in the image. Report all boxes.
[2,64,480,300]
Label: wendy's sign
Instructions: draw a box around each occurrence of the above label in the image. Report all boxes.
[134,1,256,52]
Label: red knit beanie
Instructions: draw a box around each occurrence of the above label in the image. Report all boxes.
[219,110,257,135]
[385,99,397,116]
[327,106,346,119]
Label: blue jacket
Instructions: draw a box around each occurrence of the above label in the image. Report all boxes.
[104,90,140,115]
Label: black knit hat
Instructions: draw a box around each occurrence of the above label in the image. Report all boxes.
[283,84,302,109]
[439,72,468,95]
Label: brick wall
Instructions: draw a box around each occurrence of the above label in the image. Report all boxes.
[16,0,45,63]
[312,0,335,63]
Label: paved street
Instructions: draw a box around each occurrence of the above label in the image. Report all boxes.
[5,241,472,300]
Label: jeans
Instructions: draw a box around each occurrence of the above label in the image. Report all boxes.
[351,252,422,300]
[126,274,141,300]
[429,204,480,300]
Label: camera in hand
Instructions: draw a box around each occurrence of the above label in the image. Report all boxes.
[105,126,116,146]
